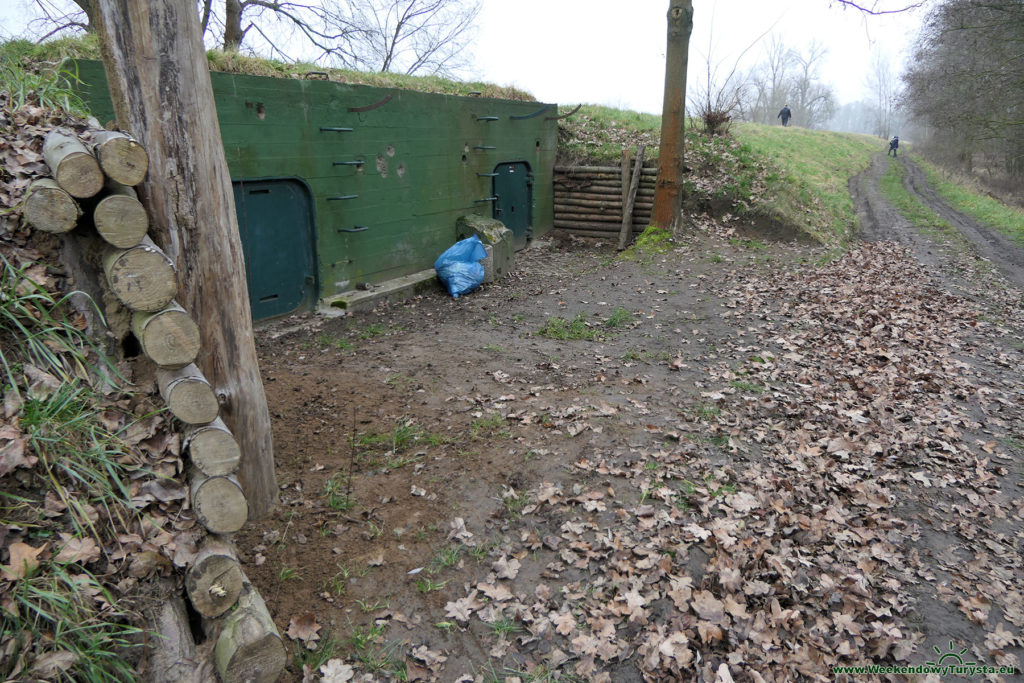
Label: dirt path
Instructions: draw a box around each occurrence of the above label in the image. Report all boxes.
[238,163,1024,681]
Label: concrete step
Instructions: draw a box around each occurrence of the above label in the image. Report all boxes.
[320,268,438,313]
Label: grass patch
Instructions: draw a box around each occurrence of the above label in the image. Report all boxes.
[877,158,952,233]
[0,39,91,115]
[471,413,509,439]
[604,306,633,328]
[620,226,674,262]
[292,629,339,673]
[729,380,764,394]
[916,158,1024,248]
[557,105,662,163]
[427,544,463,574]
[536,313,595,341]
[316,332,354,350]
[416,577,448,593]
[731,123,881,245]
[324,475,356,511]
[501,488,531,518]
[3,565,143,682]
[0,254,154,681]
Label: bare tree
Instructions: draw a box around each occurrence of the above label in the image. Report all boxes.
[741,36,792,125]
[831,0,926,14]
[903,0,1024,181]
[339,0,481,76]
[200,1,362,64]
[789,41,836,128]
[687,10,772,136]
[865,50,900,138]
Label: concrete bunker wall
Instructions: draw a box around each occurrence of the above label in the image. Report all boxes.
[74,60,558,320]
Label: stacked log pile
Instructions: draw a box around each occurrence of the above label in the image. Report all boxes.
[553,156,657,240]
[25,127,284,682]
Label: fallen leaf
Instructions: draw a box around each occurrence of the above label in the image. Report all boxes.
[492,555,520,580]
[319,659,354,682]
[287,613,322,646]
[1,542,47,579]
[54,534,101,565]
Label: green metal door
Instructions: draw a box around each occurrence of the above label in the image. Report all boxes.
[493,162,532,250]
[232,179,317,321]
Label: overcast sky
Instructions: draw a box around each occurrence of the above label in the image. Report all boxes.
[472,1,926,113]
[1,0,926,114]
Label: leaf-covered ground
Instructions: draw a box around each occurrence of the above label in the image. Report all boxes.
[238,160,1024,681]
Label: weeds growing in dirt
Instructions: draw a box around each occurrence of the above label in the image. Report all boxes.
[488,617,522,637]
[536,313,596,341]
[356,597,389,613]
[470,412,508,438]
[316,332,354,350]
[416,577,448,593]
[730,380,764,394]
[324,474,356,511]
[291,629,339,673]
[604,306,633,328]
[427,544,462,574]
[358,323,387,339]
[347,621,386,651]
[501,488,532,518]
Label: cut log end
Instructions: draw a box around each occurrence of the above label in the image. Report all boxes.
[94,193,149,248]
[186,544,243,619]
[161,375,219,425]
[43,130,105,199]
[94,132,149,186]
[133,304,200,369]
[186,420,241,477]
[191,473,248,534]
[213,579,286,683]
[105,239,178,312]
[22,179,81,234]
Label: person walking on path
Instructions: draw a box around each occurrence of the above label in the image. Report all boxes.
[888,135,899,157]
[777,104,792,126]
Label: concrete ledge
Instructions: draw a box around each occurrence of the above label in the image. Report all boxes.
[319,268,438,313]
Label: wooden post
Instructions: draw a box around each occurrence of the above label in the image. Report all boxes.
[42,129,105,199]
[618,145,647,250]
[92,0,277,519]
[22,179,81,234]
[652,0,694,232]
[619,148,630,238]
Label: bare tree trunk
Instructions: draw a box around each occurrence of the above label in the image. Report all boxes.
[91,0,278,518]
[651,0,694,232]
[224,0,244,52]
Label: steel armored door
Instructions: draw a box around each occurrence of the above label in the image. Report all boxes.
[232,179,317,321]
[493,162,532,250]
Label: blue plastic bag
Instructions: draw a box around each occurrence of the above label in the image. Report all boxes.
[434,235,487,298]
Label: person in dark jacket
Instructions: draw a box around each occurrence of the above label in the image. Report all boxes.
[888,135,899,157]
[777,104,791,126]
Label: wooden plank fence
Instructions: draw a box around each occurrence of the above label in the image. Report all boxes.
[553,154,657,242]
